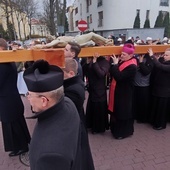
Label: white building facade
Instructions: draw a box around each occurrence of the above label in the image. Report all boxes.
[31,18,49,37]
[67,0,170,37]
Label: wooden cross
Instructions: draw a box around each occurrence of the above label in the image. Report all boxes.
[0,45,169,67]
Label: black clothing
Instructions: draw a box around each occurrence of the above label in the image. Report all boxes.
[109,57,137,138]
[133,86,151,122]
[2,117,30,152]
[0,62,30,152]
[133,54,153,123]
[150,58,170,97]
[150,97,170,129]
[29,97,83,170]
[86,99,109,133]
[110,60,137,119]
[149,56,170,128]
[64,75,95,170]
[24,61,34,69]
[24,60,64,93]
[84,56,110,133]
[64,75,85,124]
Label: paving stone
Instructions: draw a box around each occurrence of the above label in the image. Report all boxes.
[0,94,170,170]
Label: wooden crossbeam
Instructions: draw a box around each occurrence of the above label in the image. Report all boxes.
[0,49,65,67]
[79,45,170,57]
[0,45,169,67]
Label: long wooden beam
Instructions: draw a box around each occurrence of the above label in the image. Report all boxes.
[0,49,65,67]
[79,45,170,57]
[0,45,169,67]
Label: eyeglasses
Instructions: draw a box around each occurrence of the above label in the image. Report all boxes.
[26,92,49,101]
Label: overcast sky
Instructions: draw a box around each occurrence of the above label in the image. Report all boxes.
[37,0,74,10]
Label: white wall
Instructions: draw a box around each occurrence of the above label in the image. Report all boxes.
[68,0,170,32]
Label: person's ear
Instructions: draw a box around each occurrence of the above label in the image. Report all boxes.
[41,96,49,107]
[71,51,76,57]
[69,70,76,77]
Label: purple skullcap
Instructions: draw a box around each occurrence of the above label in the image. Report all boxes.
[122,43,135,55]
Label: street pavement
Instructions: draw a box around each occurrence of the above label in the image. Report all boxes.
[1,94,170,170]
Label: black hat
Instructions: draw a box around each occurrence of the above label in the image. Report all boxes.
[24,60,64,92]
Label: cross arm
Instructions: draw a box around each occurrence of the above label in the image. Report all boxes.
[0,45,169,67]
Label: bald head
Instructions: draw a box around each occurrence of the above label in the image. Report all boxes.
[63,58,78,79]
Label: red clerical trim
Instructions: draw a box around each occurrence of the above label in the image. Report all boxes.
[108,58,137,112]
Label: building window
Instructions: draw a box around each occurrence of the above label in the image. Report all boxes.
[160,0,169,6]
[97,0,103,7]
[98,11,103,27]
[75,7,78,15]
[87,6,89,12]
[86,0,92,12]
[75,20,78,27]
[87,16,90,28]
[146,10,150,19]
[90,14,92,23]
[86,0,91,5]
[80,3,82,16]
[87,1,89,12]
[162,11,168,18]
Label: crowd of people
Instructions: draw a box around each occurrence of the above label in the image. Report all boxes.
[0,38,95,170]
[0,33,170,169]
[81,35,170,139]
[110,35,170,46]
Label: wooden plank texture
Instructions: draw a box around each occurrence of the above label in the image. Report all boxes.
[0,49,65,67]
[79,45,170,56]
[0,45,169,66]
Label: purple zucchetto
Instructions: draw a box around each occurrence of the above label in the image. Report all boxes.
[122,43,135,55]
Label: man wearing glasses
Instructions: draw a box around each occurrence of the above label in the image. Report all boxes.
[24,60,83,170]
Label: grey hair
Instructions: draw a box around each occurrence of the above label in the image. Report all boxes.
[38,86,64,102]
[64,58,78,75]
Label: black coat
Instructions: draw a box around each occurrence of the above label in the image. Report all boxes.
[84,56,110,102]
[150,57,170,97]
[64,75,85,122]
[29,97,83,170]
[110,58,137,119]
[0,63,24,122]
[64,76,95,170]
